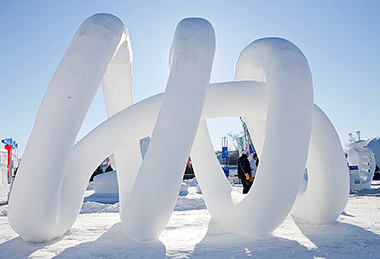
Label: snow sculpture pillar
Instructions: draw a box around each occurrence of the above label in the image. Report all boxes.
[121,18,215,240]
[291,106,349,223]
[8,13,133,242]
[191,38,314,235]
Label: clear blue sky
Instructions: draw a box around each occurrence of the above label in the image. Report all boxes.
[1,0,379,156]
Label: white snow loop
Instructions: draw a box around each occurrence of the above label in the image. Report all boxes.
[7,14,348,243]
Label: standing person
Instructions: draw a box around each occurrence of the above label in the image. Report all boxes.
[250,152,259,182]
[238,149,252,194]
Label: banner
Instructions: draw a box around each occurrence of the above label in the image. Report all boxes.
[4,145,12,181]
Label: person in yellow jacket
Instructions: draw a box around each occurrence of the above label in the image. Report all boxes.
[237,149,252,194]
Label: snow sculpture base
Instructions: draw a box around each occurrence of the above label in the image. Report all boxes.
[93,171,118,194]
[8,13,349,242]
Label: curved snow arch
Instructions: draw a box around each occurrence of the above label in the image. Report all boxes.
[8,13,134,242]
[192,38,316,235]
[233,39,349,226]
[61,81,267,239]
[67,79,347,238]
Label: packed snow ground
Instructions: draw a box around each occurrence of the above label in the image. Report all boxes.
[1,180,379,258]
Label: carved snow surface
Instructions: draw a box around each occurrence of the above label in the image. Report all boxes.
[7,14,348,242]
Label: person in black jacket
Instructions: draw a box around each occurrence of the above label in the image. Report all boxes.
[238,149,252,194]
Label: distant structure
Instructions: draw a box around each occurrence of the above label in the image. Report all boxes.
[239,116,256,155]
[221,137,229,177]
[367,137,380,170]
[1,138,19,185]
[347,131,377,190]
[0,149,8,186]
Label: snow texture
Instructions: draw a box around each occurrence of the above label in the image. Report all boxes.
[7,13,348,243]
[93,171,119,194]
[1,184,379,258]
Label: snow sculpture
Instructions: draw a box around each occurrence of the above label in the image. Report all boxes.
[8,13,349,242]
[367,137,380,168]
[347,132,376,191]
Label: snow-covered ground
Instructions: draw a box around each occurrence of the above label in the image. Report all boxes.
[1,180,379,258]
